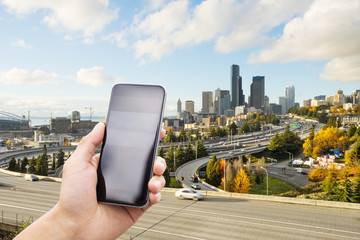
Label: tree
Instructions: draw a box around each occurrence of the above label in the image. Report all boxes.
[184,142,195,161]
[163,167,171,187]
[8,157,17,171]
[20,156,29,173]
[158,146,165,158]
[196,140,208,157]
[239,121,250,134]
[28,156,36,174]
[164,129,177,143]
[227,122,237,136]
[344,136,360,166]
[56,149,65,168]
[165,143,175,170]
[232,168,252,193]
[175,143,185,166]
[195,128,201,140]
[308,167,328,182]
[178,128,186,142]
[206,155,222,187]
[51,155,56,170]
[36,155,48,176]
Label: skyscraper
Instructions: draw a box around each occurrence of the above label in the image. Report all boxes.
[202,91,213,113]
[185,100,195,114]
[250,76,265,110]
[230,64,244,108]
[215,88,230,115]
[285,85,295,111]
[279,96,287,114]
[177,98,182,119]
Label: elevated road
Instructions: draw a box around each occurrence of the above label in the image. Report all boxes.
[0,172,359,240]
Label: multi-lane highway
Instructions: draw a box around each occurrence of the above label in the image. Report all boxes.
[1,172,359,240]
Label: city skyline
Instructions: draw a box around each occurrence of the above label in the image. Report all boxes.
[0,0,359,118]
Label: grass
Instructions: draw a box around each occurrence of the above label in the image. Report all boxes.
[249,175,295,195]
[168,177,182,188]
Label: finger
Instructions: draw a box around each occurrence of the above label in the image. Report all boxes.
[71,123,105,163]
[149,192,162,204]
[148,175,165,193]
[90,153,100,169]
[160,128,166,140]
[153,157,166,176]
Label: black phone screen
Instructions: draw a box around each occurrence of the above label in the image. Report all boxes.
[96,84,166,207]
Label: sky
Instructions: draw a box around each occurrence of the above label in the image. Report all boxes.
[0,0,359,121]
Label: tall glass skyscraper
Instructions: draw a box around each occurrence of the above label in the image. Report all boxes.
[230,64,244,108]
[250,76,265,110]
[285,85,295,111]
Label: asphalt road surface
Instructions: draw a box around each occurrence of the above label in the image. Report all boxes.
[1,172,360,240]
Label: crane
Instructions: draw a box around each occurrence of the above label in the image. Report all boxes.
[85,106,95,121]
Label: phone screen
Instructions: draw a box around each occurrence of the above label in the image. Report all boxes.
[97,84,166,207]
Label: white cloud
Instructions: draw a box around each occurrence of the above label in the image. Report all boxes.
[0,68,57,84]
[320,54,360,82]
[75,66,122,86]
[127,0,313,61]
[102,31,128,48]
[249,0,360,63]
[10,39,33,48]
[2,0,118,37]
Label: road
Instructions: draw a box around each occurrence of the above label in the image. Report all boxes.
[1,172,360,240]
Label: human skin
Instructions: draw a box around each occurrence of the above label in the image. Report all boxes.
[15,123,166,240]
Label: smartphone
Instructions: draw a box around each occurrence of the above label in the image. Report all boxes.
[96,83,166,207]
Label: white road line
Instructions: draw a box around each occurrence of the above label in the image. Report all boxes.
[0,203,47,213]
[131,226,207,240]
[151,207,360,239]
[153,205,360,236]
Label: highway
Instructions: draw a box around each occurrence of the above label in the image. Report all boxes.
[1,172,360,240]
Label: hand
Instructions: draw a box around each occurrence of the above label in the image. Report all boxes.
[16,122,166,240]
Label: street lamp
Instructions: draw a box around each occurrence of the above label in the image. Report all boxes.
[261,167,268,196]
[285,151,293,167]
[224,158,226,192]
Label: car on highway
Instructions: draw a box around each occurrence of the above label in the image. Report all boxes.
[175,188,204,200]
[270,162,277,165]
[191,184,201,190]
[24,174,39,182]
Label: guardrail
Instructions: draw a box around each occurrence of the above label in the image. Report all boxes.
[0,210,34,233]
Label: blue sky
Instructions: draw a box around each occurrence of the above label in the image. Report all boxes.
[0,0,359,120]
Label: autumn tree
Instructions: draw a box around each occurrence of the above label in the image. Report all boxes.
[232,168,252,193]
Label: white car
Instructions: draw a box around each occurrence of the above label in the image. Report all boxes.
[24,174,39,181]
[175,188,204,201]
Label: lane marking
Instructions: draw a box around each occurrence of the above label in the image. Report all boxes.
[131,226,207,240]
[153,205,360,236]
[0,203,47,213]
[151,207,360,239]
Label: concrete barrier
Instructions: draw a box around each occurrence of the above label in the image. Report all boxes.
[162,187,360,210]
[0,168,62,183]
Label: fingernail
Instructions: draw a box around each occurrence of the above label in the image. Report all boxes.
[155,192,162,202]
[159,162,165,172]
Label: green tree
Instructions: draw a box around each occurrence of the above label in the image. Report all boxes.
[56,149,65,168]
[175,143,185,166]
[164,129,177,143]
[165,143,175,170]
[195,128,201,140]
[267,125,303,159]
[158,146,165,158]
[178,127,186,142]
[196,140,208,157]
[20,156,29,173]
[227,122,237,136]
[206,155,222,187]
[8,156,17,171]
[51,154,56,170]
[163,167,171,187]
[185,142,195,161]
[16,159,21,172]
[28,156,36,174]
[239,121,250,134]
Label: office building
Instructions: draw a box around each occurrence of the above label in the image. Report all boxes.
[215,88,230,115]
[270,103,282,115]
[230,64,244,108]
[285,85,295,110]
[264,95,270,114]
[185,100,195,114]
[177,99,182,119]
[250,76,265,111]
[314,95,326,101]
[69,111,80,122]
[303,99,311,107]
[202,91,213,113]
[50,117,71,134]
[279,97,287,114]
